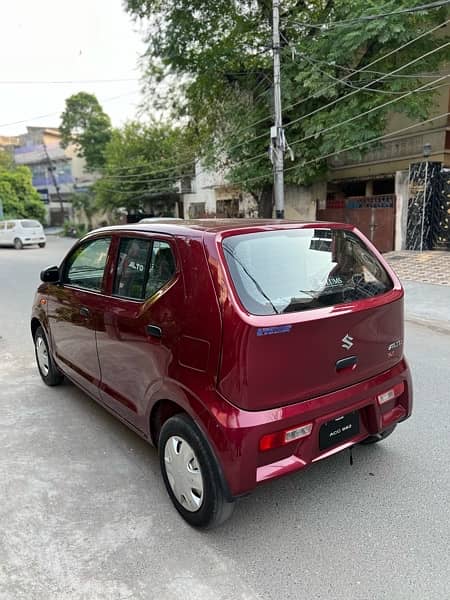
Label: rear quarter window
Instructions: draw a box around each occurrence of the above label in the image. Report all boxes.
[222,228,393,315]
[20,220,41,228]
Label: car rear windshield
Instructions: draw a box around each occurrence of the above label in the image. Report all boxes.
[222,228,394,315]
[20,220,41,228]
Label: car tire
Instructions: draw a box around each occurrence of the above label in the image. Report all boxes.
[360,424,397,445]
[159,413,234,528]
[14,238,23,249]
[34,326,63,386]
[38,242,46,248]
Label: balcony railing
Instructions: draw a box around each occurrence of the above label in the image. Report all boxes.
[330,129,445,168]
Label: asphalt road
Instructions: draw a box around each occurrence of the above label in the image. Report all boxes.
[1,236,449,600]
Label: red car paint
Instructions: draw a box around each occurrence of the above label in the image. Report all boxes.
[31,220,412,498]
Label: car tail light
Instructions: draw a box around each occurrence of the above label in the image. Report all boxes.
[377,382,405,405]
[259,423,313,452]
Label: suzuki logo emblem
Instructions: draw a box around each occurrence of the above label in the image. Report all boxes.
[342,334,354,350]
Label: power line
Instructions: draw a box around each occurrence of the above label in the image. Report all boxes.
[291,0,450,30]
[286,74,449,149]
[216,112,449,189]
[97,38,449,185]
[302,54,450,96]
[285,40,450,129]
[282,18,449,115]
[95,17,449,180]
[0,78,139,85]
[0,90,140,130]
[284,111,450,173]
[221,18,449,156]
[301,56,443,80]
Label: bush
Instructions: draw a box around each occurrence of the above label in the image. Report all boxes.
[62,221,87,238]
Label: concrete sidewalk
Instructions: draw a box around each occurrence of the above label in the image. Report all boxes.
[384,250,449,331]
[385,251,450,286]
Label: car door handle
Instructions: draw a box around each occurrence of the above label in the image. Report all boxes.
[146,324,162,339]
[79,307,90,318]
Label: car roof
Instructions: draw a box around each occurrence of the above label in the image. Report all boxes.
[88,219,353,238]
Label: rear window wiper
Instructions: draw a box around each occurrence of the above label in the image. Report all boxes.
[223,245,279,315]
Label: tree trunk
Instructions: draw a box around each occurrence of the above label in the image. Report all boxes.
[258,183,273,218]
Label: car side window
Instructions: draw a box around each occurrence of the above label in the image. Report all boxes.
[65,237,111,291]
[6,222,15,230]
[114,238,151,300]
[145,241,176,298]
[113,238,176,301]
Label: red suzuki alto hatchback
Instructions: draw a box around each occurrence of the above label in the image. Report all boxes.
[31,221,412,527]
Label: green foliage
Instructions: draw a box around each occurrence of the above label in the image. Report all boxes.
[62,221,86,238]
[0,165,46,222]
[0,149,14,170]
[126,0,449,213]
[95,121,196,212]
[60,92,112,171]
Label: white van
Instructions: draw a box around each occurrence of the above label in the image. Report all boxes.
[0,220,46,249]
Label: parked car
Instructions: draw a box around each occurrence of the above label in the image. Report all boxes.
[139,217,183,223]
[31,220,412,527]
[0,219,46,249]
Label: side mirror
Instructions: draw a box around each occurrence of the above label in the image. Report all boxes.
[40,265,60,283]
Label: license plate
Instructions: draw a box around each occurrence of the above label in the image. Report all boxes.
[319,411,360,451]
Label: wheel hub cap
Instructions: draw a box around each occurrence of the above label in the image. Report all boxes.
[164,436,204,512]
[36,336,49,376]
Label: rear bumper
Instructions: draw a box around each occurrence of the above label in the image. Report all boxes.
[22,236,46,245]
[210,358,412,497]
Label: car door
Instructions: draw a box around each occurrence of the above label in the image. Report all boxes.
[47,236,112,399]
[96,234,182,429]
[4,221,16,245]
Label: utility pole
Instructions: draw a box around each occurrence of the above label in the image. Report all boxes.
[43,142,65,225]
[271,0,285,219]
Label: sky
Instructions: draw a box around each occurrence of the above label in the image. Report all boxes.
[0,0,146,136]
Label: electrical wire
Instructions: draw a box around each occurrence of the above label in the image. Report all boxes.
[302,54,450,95]
[282,18,449,115]
[291,0,450,30]
[214,111,449,189]
[284,111,450,173]
[4,18,447,191]
[285,40,450,129]
[93,39,449,186]
[0,78,139,85]
[74,17,450,179]
[0,90,141,130]
[301,56,444,80]
[286,74,449,152]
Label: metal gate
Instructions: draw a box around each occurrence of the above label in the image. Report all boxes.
[317,194,395,253]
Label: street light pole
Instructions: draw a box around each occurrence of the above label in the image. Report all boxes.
[43,142,65,225]
[272,0,285,219]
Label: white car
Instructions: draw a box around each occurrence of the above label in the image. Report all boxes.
[0,219,46,249]
[139,217,182,223]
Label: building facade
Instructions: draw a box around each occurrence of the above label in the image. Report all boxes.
[13,126,98,226]
[318,79,450,252]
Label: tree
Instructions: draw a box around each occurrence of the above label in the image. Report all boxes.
[95,121,196,213]
[0,149,14,171]
[71,191,99,231]
[0,166,46,222]
[60,92,112,171]
[126,0,449,216]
